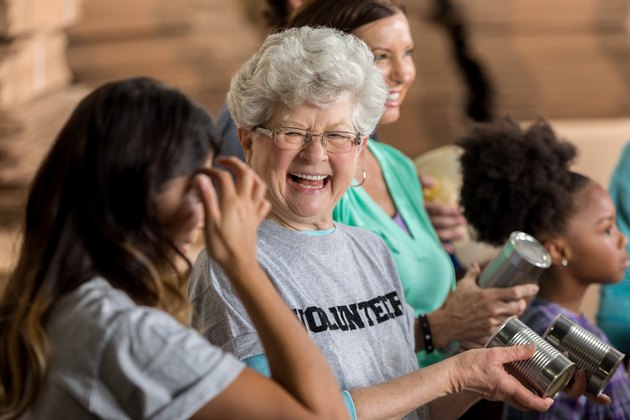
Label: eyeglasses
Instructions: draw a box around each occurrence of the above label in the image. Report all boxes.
[254,126,362,154]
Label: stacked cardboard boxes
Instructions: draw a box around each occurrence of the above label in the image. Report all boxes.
[67,0,261,115]
[0,0,80,106]
[0,0,84,287]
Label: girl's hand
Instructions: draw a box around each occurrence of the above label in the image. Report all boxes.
[194,157,270,271]
[420,174,467,242]
[563,369,611,404]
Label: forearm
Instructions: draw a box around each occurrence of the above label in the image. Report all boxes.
[428,392,480,420]
[227,261,347,418]
[349,358,463,419]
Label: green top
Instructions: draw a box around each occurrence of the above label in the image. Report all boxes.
[333,140,456,367]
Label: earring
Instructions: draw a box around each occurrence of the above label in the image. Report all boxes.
[561,259,569,267]
[350,166,366,188]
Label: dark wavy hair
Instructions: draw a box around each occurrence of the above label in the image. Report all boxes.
[289,0,405,33]
[0,77,219,417]
[458,117,590,246]
[264,0,294,29]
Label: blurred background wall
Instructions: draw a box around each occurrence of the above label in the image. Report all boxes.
[1,0,629,317]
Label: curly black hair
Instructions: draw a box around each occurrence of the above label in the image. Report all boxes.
[458,117,590,246]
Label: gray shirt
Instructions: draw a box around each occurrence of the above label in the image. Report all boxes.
[24,277,244,420]
[190,220,425,417]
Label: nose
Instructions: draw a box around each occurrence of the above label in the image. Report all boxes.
[619,230,628,248]
[298,133,328,162]
[390,56,414,85]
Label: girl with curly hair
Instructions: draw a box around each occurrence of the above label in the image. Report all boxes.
[459,117,630,419]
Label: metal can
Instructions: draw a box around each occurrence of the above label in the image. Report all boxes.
[486,316,576,398]
[543,313,626,396]
[478,231,551,288]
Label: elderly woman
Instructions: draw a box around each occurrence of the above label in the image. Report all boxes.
[189,27,552,419]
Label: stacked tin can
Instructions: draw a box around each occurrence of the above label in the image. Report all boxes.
[544,314,626,396]
[486,316,576,398]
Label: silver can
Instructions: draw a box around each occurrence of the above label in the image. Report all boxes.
[478,231,551,288]
[543,313,626,396]
[486,316,576,398]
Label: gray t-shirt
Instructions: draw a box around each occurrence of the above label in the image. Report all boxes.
[190,220,425,417]
[24,277,244,420]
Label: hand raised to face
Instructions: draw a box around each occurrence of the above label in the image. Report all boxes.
[195,157,271,275]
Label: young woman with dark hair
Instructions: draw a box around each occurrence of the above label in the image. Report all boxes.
[0,77,347,419]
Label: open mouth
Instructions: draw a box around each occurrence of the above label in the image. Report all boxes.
[288,172,331,190]
[387,91,400,102]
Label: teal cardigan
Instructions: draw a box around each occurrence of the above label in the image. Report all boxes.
[333,140,456,367]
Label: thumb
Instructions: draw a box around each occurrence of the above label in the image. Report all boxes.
[505,344,536,363]
[458,263,481,288]
[419,173,436,188]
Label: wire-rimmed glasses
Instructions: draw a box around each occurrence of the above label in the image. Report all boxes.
[254,126,361,154]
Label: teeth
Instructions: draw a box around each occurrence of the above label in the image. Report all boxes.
[290,173,327,181]
[387,92,400,101]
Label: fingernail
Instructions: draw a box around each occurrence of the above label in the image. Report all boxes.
[195,174,210,189]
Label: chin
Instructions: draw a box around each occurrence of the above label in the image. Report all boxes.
[379,109,401,126]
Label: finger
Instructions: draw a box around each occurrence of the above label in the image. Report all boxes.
[499,369,553,412]
[257,199,272,223]
[203,167,237,206]
[593,393,611,404]
[491,283,540,302]
[419,173,436,187]
[424,202,462,217]
[456,273,478,291]
[509,385,553,412]
[215,156,252,194]
[216,155,248,172]
[503,344,536,363]
[236,165,254,196]
[564,369,587,398]
[194,174,220,233]
[483,299,528,317]
[461,263,481,282]
[436,228,466,242]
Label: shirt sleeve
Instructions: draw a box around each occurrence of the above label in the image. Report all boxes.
[92,308,245,420]
[244,353,358,420]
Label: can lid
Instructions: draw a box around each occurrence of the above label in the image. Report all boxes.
[510,232,551,268]
[485,316,522,347]
[588,347,626,395]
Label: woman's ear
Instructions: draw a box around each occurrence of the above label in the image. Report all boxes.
[543,237,572,266]
[238,127,254,163]
[358,135,369,154]
[287,0,302,12]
